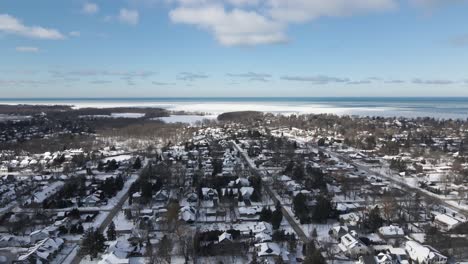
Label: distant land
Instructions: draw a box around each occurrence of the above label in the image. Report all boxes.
[0,97,467,119]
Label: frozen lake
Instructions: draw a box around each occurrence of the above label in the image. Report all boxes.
[155,115,217,124]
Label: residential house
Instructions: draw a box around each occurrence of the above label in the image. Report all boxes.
[378,225,405,239]
[338,233,370,259]
[17,237,64,263]
[405,241,447,264]
[433,214,463,232]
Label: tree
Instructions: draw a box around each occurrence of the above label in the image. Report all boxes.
[381,195,397,222]
[311,228,318,239]
[304,250,326,264]
[157,235,173,264]
[259,207,273,222]
[81,228,106,259]
[133,157,142,170]
[312,195,334,223]
[166,201,180,231]
[107,221,116,241]
[293,193,309,224]
[271,203,283,230]
[366,207,384,231]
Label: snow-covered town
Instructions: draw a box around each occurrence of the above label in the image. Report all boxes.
[1,107,468,264]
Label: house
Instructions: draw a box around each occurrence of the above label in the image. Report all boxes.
[201,188,218,201]
[375,253,393,264]
[330,226,349,239]
[251,222,273,235]
[82,194,101,207]
[405,241,447,264]
[340,212,361,226]
[186,192,198,203]
[254,232,272,243]
[387,248,410,264]
[154,189,170,203]
[98,252,130,264]
[255,242,281,257]
[378,225,405,239]
[239,187,254,200]
[180,206,197,223]
[433,214,463,232]
[0,235,26,247]
[0,166,8,175]
[17,237,64,263]
[218,231,232,243]
[338,233,370,259]
[29,230,49,243]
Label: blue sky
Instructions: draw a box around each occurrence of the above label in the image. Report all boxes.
[1,0,468,97]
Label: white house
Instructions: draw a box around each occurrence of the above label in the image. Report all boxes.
[218,231,232,243]
[387,248,410,264]
[338,233,370,259]
[239,187,254,200]
[255,242,281,257]
[18,237,64,263]
[405,241,447,264]
[378,225,405,238]
[0,165,8,175]
[29,230,49,243]
[433,214,463,232]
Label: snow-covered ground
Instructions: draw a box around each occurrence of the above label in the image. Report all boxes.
[101,154,133,163]
[112,210,133,232]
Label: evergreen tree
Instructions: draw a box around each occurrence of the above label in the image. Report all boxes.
[81,228,106,259]
[271,204,283,230]
[259,207,273,222]
[293,193,309,224]
[133,157,142,170]
[107,221,116,241]
[312,195,334,223]
[366,207,384,231]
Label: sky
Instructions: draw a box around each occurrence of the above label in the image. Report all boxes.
[1,0,468,98]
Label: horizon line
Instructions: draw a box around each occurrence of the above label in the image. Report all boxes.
[1,96,468,100]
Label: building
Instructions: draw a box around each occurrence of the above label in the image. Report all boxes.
[338,233,370,259]
[405,241,447,264]
[433,214,463,232]
[378,225,405,239]
[0,165,8,175]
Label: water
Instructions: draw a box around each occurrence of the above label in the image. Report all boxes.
[0,97,467,119]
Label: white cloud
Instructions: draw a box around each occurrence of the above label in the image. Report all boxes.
[170,5,287,45]
[281,75,350,84]
[15,46,40,53]
[227,72,272,81]
[83,3,99,14]
[0,14,65,40]
[119,8,140,25]
[177,72,209,81]
[267,0,397,23]
[168,0,397,46]
[69,31,81,37]
[412,78,455,85]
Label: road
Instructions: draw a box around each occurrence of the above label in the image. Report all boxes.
[67,176,134,264]
[231,141,310,244]
[312,144,468,217]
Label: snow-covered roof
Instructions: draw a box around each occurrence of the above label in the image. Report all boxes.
[255,242,281,257]
[434,214,461,229]
[378,225,404,237]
